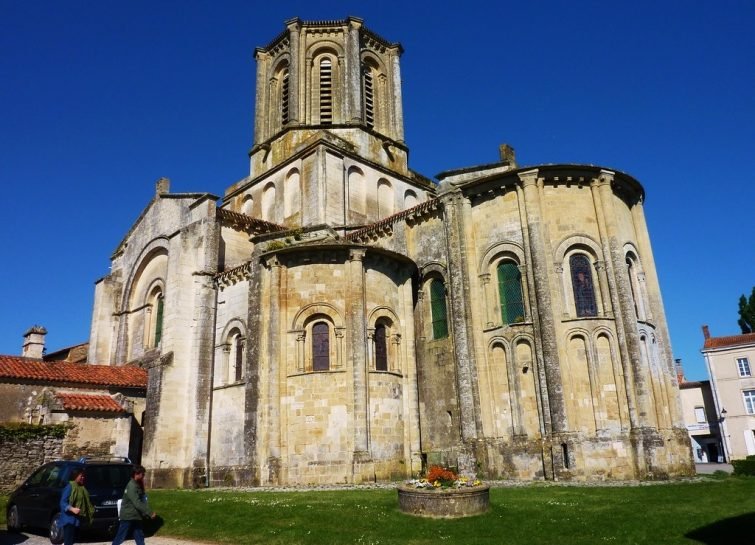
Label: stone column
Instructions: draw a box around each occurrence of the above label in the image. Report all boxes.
[253,51,269,146]
[593,171,652,429]
[348,249,370,457]
[244,256,264,485]
[440,190,481,445]
[517,170,567,434]
[390,50,405,142]
[480,273,495,328]
[265,255,282,482]
[286,18,300,124]
[345,18,363,123]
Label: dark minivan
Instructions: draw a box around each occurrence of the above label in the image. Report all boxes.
[6,458,133,544]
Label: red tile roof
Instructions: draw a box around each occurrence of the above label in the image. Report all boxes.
[0,356,147,388]
[703,331,755,350]
[55,393,126,413]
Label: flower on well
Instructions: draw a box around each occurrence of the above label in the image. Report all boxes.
[406,466,483,489]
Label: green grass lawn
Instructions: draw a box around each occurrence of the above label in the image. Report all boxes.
[2,477,753,544]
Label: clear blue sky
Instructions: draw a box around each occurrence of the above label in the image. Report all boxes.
[1,1,753,380]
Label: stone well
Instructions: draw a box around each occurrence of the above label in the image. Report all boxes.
[397,484,490,518]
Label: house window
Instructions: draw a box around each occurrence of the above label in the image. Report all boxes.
[312,322,330,371]
[375,323,388,371]
[744,390,755,415]
[430,279,449,339]
[497,261,524,324]
[737,357,751,377]
[319,58,333,124]
[694,406,706,423]
[570,254,597,317]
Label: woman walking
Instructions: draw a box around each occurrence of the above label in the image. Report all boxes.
[111,465,156,545]
[59,468,94,545]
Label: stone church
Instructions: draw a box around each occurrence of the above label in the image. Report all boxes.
[87,17,693,487]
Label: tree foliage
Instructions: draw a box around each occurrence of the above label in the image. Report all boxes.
[738,287,755,334]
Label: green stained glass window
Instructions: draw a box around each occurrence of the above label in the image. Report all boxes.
[497,262,524,324]
[430,279,448,339]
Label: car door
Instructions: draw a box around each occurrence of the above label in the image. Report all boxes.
[13,463,55,527]
[36,463,67,525]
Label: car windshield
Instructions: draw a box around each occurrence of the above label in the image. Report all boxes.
[84,465,132,489]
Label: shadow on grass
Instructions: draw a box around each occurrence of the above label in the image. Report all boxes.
[685,512,755,544]
[143,515,165,537]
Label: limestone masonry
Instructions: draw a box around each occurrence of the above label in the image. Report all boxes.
[87,17,694,487]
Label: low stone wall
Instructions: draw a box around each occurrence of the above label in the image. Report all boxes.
[0,432,63,492]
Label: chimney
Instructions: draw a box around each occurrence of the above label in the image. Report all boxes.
[702,325,710,340]
[156,177,170,196]
[674,358,685,384]
[499,144,517,167]
[22,325,47,359]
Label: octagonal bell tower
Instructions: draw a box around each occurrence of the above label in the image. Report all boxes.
[249,17,408,179]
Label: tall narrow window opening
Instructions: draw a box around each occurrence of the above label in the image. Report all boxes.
[154,294,164,346]
[375,323,388,371]
[281,69,290,125]
[570,254,597,317]
[497,261,524,324]
[319,58,333,124]
[234,334,244,382]
[312,322,330,371]
[430,279,449,339]
[362,65,374,128]
[627,258,639,318]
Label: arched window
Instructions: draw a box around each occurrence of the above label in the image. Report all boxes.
[570,254,597,317]
[497,261,524,324]
[375,322,388,371]
[145,287,164,349]
[312,321,330,371]
[377,178,393,218]
[404,190,418,209]
[362,63,375,128]
[430,279,449,339]
[319,58,333,124]
[262,182,276,222]
[348,167,366,215]
[242,195,253,216]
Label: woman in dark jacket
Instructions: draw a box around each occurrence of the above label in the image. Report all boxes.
[111,465,156,545]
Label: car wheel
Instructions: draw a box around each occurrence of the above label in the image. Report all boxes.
[49,512,64,545]
[7,505,21,531]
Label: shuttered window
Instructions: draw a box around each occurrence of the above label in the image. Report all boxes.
[497,261,524,324]
[430,279,449,339]
[362,66,374,128]
[319,58,332,124]
[281,69,289,125]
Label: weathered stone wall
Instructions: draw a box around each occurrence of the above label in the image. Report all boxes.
[0,434,63,492]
